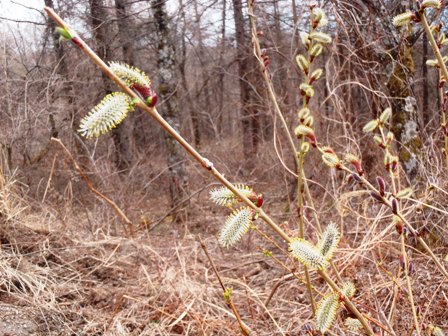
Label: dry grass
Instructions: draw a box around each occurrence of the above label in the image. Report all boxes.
[0,140,447,336]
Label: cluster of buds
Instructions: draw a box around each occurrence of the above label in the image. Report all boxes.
[55,28,158,138]
[392,0,441,28]
[363,108,400,174]
[399,255,414,274]
[384,152,399,174]
[295,5,331,147]
[209,184,263,247]
[261,48,270,70]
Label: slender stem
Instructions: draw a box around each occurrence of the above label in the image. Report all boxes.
[247,0,317,315]
[332,156,448,279]
[199,236,251,335]
[439,69,448,171]
[400,234,421,336]
[44,7,373,334]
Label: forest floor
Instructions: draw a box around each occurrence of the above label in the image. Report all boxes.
[0,144,447,336]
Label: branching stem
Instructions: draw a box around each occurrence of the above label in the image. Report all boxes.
[44,7,373,335]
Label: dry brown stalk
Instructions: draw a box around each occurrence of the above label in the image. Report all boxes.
[198,236,251,336]
[51,137,134,237]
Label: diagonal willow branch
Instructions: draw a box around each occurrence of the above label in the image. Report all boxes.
[44,7,373,335]
[313,144,448,279]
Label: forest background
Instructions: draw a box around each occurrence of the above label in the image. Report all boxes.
[0,0,447,335]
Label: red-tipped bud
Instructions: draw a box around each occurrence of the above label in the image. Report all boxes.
[256,194,264,207]
[321,146,335,154]
[295,125,317,146]
[443,124,448,136]
[346,154,363,175]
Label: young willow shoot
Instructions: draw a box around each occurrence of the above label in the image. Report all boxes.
[76,60,158,138]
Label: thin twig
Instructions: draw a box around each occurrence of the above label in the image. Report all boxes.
[51,137,134,237]
[198,236,251,336]
[44,8,374,334]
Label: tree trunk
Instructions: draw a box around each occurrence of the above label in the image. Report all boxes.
[216,0,227,136]
[151,0,189,209]
[422,33,430,128]
[387,42,422,182]
[89,0,133,172]
[232,0,258,168]
[113,0,135,171]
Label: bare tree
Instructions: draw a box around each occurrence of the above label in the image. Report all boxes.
[232,0,259,166]
[151,0,189,209]
[113,0,136,171]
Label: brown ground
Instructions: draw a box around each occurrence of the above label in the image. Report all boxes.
[0,143,447,336]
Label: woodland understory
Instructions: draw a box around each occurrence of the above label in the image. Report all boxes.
[0,0,447,335]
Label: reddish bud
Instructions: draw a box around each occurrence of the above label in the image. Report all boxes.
[256,194,264,207]
[263,56,270,68]
[376,176,386,196]
[399,255,405,270]
[395,222,403,235]
[411,10,421,23]
[391,198,399,214]
[72,36,82,48]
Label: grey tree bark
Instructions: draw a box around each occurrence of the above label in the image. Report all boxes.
[151,0,189,209]
[232,0,259,168]
[89,0,134,173]
[112,0,135,172]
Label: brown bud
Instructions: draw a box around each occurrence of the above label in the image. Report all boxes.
[370,192,383,203]
[391,198,399,214]
[399,255,405,270]
[376,176,386,196]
